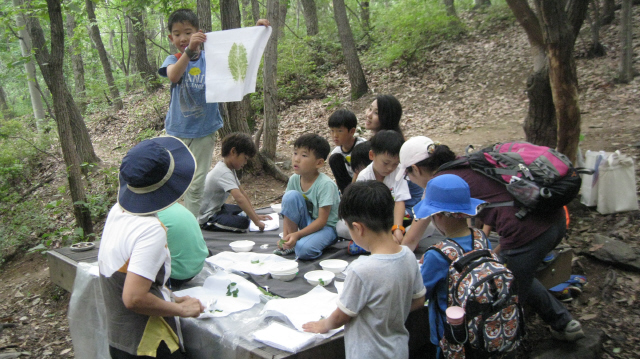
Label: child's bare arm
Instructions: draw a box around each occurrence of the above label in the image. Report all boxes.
[282,206,330,248]
[229,188,270,231]
[166,30,207,83]
[410,295,426,312]
[392,201,406,243]
[302,307,351,334]
[402,217,432,251]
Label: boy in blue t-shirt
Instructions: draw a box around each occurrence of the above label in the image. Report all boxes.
[275,134,340,260]
[158,9,269,216]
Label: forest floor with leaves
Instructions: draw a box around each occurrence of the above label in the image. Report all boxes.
[1,7,640,359]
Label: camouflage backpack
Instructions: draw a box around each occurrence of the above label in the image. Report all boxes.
[428,228,523,358]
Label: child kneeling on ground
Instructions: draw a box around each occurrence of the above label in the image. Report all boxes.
[198,133,272,232]
[275,134,340,260]
[303,180,426,359]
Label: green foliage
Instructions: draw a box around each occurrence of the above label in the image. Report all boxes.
[365,0,467,67]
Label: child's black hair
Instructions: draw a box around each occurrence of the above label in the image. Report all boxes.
[407,144,456,175]
[221,133,257,158]
[339,180,394,233]
[376,94,403,138]
[168,9,199,32]
[369,130,404,157]
[328,109,358,130]
[293,133,331,160]
[350,141,371,173]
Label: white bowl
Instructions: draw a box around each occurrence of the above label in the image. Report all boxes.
[271,204,282,213]
[319,259,348,274]
[271,270,298,281]
[269,261,299,274]
[304,270,335,286]
[229,240,255,252]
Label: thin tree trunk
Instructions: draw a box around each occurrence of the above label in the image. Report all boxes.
[220,0,253,138]
[13,0,45,130]
[618,0,635,83]
[0,85,14,119]
[27,0,94,236]
[251,0,261,23]
[241,0,251,26]
[130,10,161,92]
[86,0,123,110]
[601,0,616,25]
[126,15,136,91]
[588,0,606,57]
[65,10,87,114]
[278,0,289,39]
[300,0,318,36]
[197,0,213,32]
[444,0,457,17]
[332,0,368,100]
[536,0,581,163]
[263,0,280,159]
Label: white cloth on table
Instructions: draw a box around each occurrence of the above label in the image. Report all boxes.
[205,251,293,275]
[249,215,280,232]
[253,322,319,353]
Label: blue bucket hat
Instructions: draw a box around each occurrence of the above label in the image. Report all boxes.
[118,136,196,215]
[413,174,486,219]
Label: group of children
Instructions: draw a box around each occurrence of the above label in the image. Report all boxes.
[95,7,583,359]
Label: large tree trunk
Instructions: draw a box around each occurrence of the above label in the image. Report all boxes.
[263,0,280,159]
[601,0,616,25]
[65,10,87,114]
[618,0,635,83]
[13,0,45,130]
[444,0,457,17]
[27,0,94,237]
[300,0,318,36]
[332,0,368,100]
[535,0,581,164]
[86,0,123,110]
[197,0,213,32]
[130,10,162,92]
[0,85,14,119]
[523,64,557,147]
[220,0,253,139]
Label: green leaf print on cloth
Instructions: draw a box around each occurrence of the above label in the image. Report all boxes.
[228,43,248,82]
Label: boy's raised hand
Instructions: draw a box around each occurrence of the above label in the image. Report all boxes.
[256,19,270,27]
[188,30,206,52]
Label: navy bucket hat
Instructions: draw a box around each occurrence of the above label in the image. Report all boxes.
[118,136,196,215]
[413,174,486,219]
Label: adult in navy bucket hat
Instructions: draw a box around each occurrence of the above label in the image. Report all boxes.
[118,136,196,214]
[413,174,486,219]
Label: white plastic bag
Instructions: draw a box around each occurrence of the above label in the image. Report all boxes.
[596,151,639,214]
[580,151,610,206]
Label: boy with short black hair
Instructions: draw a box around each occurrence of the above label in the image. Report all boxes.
[303,181,426,359]
[199,133,272,232]
[327,109,366,192]
[159,9,269,216]
[275,134,340,260]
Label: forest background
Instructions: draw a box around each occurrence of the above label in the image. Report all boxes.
[0,0,639,357]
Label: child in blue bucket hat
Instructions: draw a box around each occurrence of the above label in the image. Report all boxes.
[414,174,488,356]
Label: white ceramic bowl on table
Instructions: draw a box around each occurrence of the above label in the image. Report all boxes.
[271,269,298,281]
[229,240,255,252]
[268,261,299,281]
[319,259,348,274]
[304,270,335,286]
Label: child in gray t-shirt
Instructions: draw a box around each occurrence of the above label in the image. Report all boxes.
[303,181,425,359]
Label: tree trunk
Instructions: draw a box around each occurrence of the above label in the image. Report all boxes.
[197,0,213,32]
[523,64,557,147]
[13,0,45,130]
[332,0,368,100]
[588,0,606,57]
[601,0,616,25]
[444,0,457,17]
[535,0,581,163]
[300,0,318,36]
[0,85,14,119]
[262,0,280,159]
[278,0,289,39]
[27,0,94,237]
[474,0,491,9]
[618,0,635,83]
[220,0,253,138]
[251,0,261,23]
[65,10,87,114]
[241,0,250,26]
[85,0,123,110]
[130,10,162,92]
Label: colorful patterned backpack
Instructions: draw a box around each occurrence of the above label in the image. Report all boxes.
[428,228,523,358]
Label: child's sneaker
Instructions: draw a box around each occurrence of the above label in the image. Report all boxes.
[550,319,585,341]
[347,240,370,255]
[273,247,295,256]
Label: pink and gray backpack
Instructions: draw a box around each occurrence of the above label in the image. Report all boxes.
[428,228,523,358]
[438,142,589,219]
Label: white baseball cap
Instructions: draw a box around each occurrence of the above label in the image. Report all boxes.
[396,136,435,181]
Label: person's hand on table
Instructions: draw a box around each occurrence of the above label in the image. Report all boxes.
[258,214,272,221]
[254,220,266,232]
[302,319,330,334]
[175,295,205,318]
[282,232,301,249]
